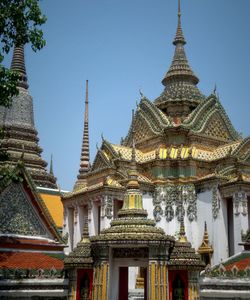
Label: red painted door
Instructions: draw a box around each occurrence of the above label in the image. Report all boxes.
[119,267,128,300]
[144,267,147,300]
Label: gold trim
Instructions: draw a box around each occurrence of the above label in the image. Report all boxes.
[150,263,155,300]
[102,263,107,299]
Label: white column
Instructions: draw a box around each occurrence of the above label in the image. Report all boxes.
[101,195,113,230]
[73,206,78,249]
[233,191,248,254]
[63,206,70,255]
[212,189,228,264]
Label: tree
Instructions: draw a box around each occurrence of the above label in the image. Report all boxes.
[0,0,47,107]
[0,0,46,188]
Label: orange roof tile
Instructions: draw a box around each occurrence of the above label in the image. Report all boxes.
[0,251,64,270]
[40,193,63,228]
[226,257,250,271]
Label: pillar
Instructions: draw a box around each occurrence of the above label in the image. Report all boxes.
[68,269,77,300]
[233,191,249,253]
[92,261,109,300]
[148,261,168,300]
[188,271,199,300]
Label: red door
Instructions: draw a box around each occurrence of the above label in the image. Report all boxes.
[119,267,128,300]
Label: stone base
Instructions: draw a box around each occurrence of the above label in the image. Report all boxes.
[128,289,144,300]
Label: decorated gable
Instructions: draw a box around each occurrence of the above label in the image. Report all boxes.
[91,149,113,172]
[0,182,52,238]
[202,111,233,141]
[185,96,240,142]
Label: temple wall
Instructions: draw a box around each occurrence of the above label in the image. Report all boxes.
[63,206,70,255]
[217,196,229,262]
[196,190,213,248]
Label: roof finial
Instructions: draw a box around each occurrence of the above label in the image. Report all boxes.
[173,0,186,46]
[11,45,29,89]
[49,154,54,175]
[77,80,90,179]
[178,0,181,18]
[213,83,217,95]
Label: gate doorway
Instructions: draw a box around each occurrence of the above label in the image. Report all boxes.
[118,266,147,300]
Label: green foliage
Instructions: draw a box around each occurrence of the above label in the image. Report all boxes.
[0,0,47,106]
[0,0,46,188]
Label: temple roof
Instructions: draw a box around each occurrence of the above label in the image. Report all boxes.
[202,251,250,278]
[0,251,64,271]
[39,190,64,229]
[122,94,240,147]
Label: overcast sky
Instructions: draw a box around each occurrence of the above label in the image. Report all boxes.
[4,0,250,191]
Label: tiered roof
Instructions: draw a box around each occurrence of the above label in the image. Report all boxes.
[64,220,93,268]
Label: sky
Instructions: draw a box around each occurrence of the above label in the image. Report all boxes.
[4,0,250,191]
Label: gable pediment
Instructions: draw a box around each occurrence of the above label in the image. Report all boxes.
[91,149,112,172]
[0,183,52,238]
[184,95,240,142]
[122,96,173,147]
[201,111,233,141]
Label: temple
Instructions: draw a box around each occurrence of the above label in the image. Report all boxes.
[1,0,250,299]
[62,0,250,299]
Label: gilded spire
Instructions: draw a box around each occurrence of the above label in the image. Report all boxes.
[179,215,188,243]
[10,45,29,89]
[77,80,90,180]
[118,109,146,216]
[127,109,139,191]
[198,222,213,254]
[198,222,213,265]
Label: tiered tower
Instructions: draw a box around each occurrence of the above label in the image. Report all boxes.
[0,45,57,188]
[74,80,90,190]
[155,0,205,118]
